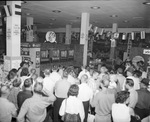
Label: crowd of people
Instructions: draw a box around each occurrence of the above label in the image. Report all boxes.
[0,59,150,122]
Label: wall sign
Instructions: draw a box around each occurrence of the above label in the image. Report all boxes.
[143,49,150,55]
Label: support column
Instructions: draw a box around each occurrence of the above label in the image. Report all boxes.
[4,1,22,77]
[33,25,38,42]
[65,24,72,44]
[110,23,118,60]
[26,17,33,42]
[80,13,90,66]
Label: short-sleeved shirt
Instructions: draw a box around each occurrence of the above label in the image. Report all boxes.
[0,98,17,122]
[17,94,54,122]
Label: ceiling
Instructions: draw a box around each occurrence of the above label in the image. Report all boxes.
[1,0,150,29]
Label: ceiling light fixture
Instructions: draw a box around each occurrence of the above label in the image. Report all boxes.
[26,13,31,16]
[110,15,118,17]
[50,18,56,21]
[90,6,100,9]
[143,2,150,5]
[52,10,61,13]
[123,20,129,23]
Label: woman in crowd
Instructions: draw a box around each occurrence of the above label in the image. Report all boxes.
[59,84,85,122]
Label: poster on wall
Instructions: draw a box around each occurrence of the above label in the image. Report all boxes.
[40,50,49,62]
[36,51,40,68]
[60,50,67,60]
[68,50,74,59]
[21,48,30,55]
[52,49,60,61]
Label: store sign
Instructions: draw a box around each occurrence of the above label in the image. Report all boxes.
[143,49,150,55]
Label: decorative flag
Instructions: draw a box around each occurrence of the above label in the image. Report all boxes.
[141,31,145,39]
[131,32,134,40]
[88,24,92,31]
[94,26,98,34]
[106,31,111,38]
[114,32,119,39]
[100,29,104,35]
[122,33,126,40]
[4,5,11,17]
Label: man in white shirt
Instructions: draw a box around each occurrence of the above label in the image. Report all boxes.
[43,68,55,95]
[0,85,17,122]
[78,66,91,80]
[116,68,126,90]
[124,78,138,109]
[50,65,61,85]
[78,74,93,122]
[17,82,56,122]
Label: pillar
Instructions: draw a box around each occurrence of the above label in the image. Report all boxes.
[110,23,118,60]
[65,24,72,44]
[33,25,38,42]
[80,13,90,66]
[4,1,22,77]
[26,17,33,42]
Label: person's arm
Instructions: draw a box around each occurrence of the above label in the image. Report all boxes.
[79,102,85,122]
[10,103,17,118]
[59,99,66,116]
[90,92,99,107]
[17,100,29,122]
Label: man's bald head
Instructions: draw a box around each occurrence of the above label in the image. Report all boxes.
[0,85,10,97]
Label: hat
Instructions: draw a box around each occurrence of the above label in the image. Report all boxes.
[141,78,150,86]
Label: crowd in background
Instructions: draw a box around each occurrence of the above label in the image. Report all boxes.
[0,59,150,122]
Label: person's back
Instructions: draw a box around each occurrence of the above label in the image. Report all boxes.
[94,89,115,116]
[17,82,56,122]
[55,78,71,98]
[91,79,115,122]
[8,78,21,109]
[135,78,150,120]
[17,78,33,110]
[116,68,126,90]
[50,65,61,84]
[112,91,131,122]
[0,85,17,122]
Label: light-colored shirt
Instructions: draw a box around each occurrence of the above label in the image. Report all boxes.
[116,74,126,90]
[43,76,55,94]
[112,103,130,122]
[59,96,85,122]
[8,87,20,109]
[17,93,55,122]
[55,78,71,98]
[78,83,93,102]
[87,77,98,93]
[0,97,17,122]
[50,71,61,84]
[91,89,115,116]
[67,75,77,85]
[128,88,138,108]
[78,69,91,80]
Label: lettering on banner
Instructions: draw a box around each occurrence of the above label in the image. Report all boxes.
[7,28,11,40]
[13,24,20,36]
[80,33,85,39]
